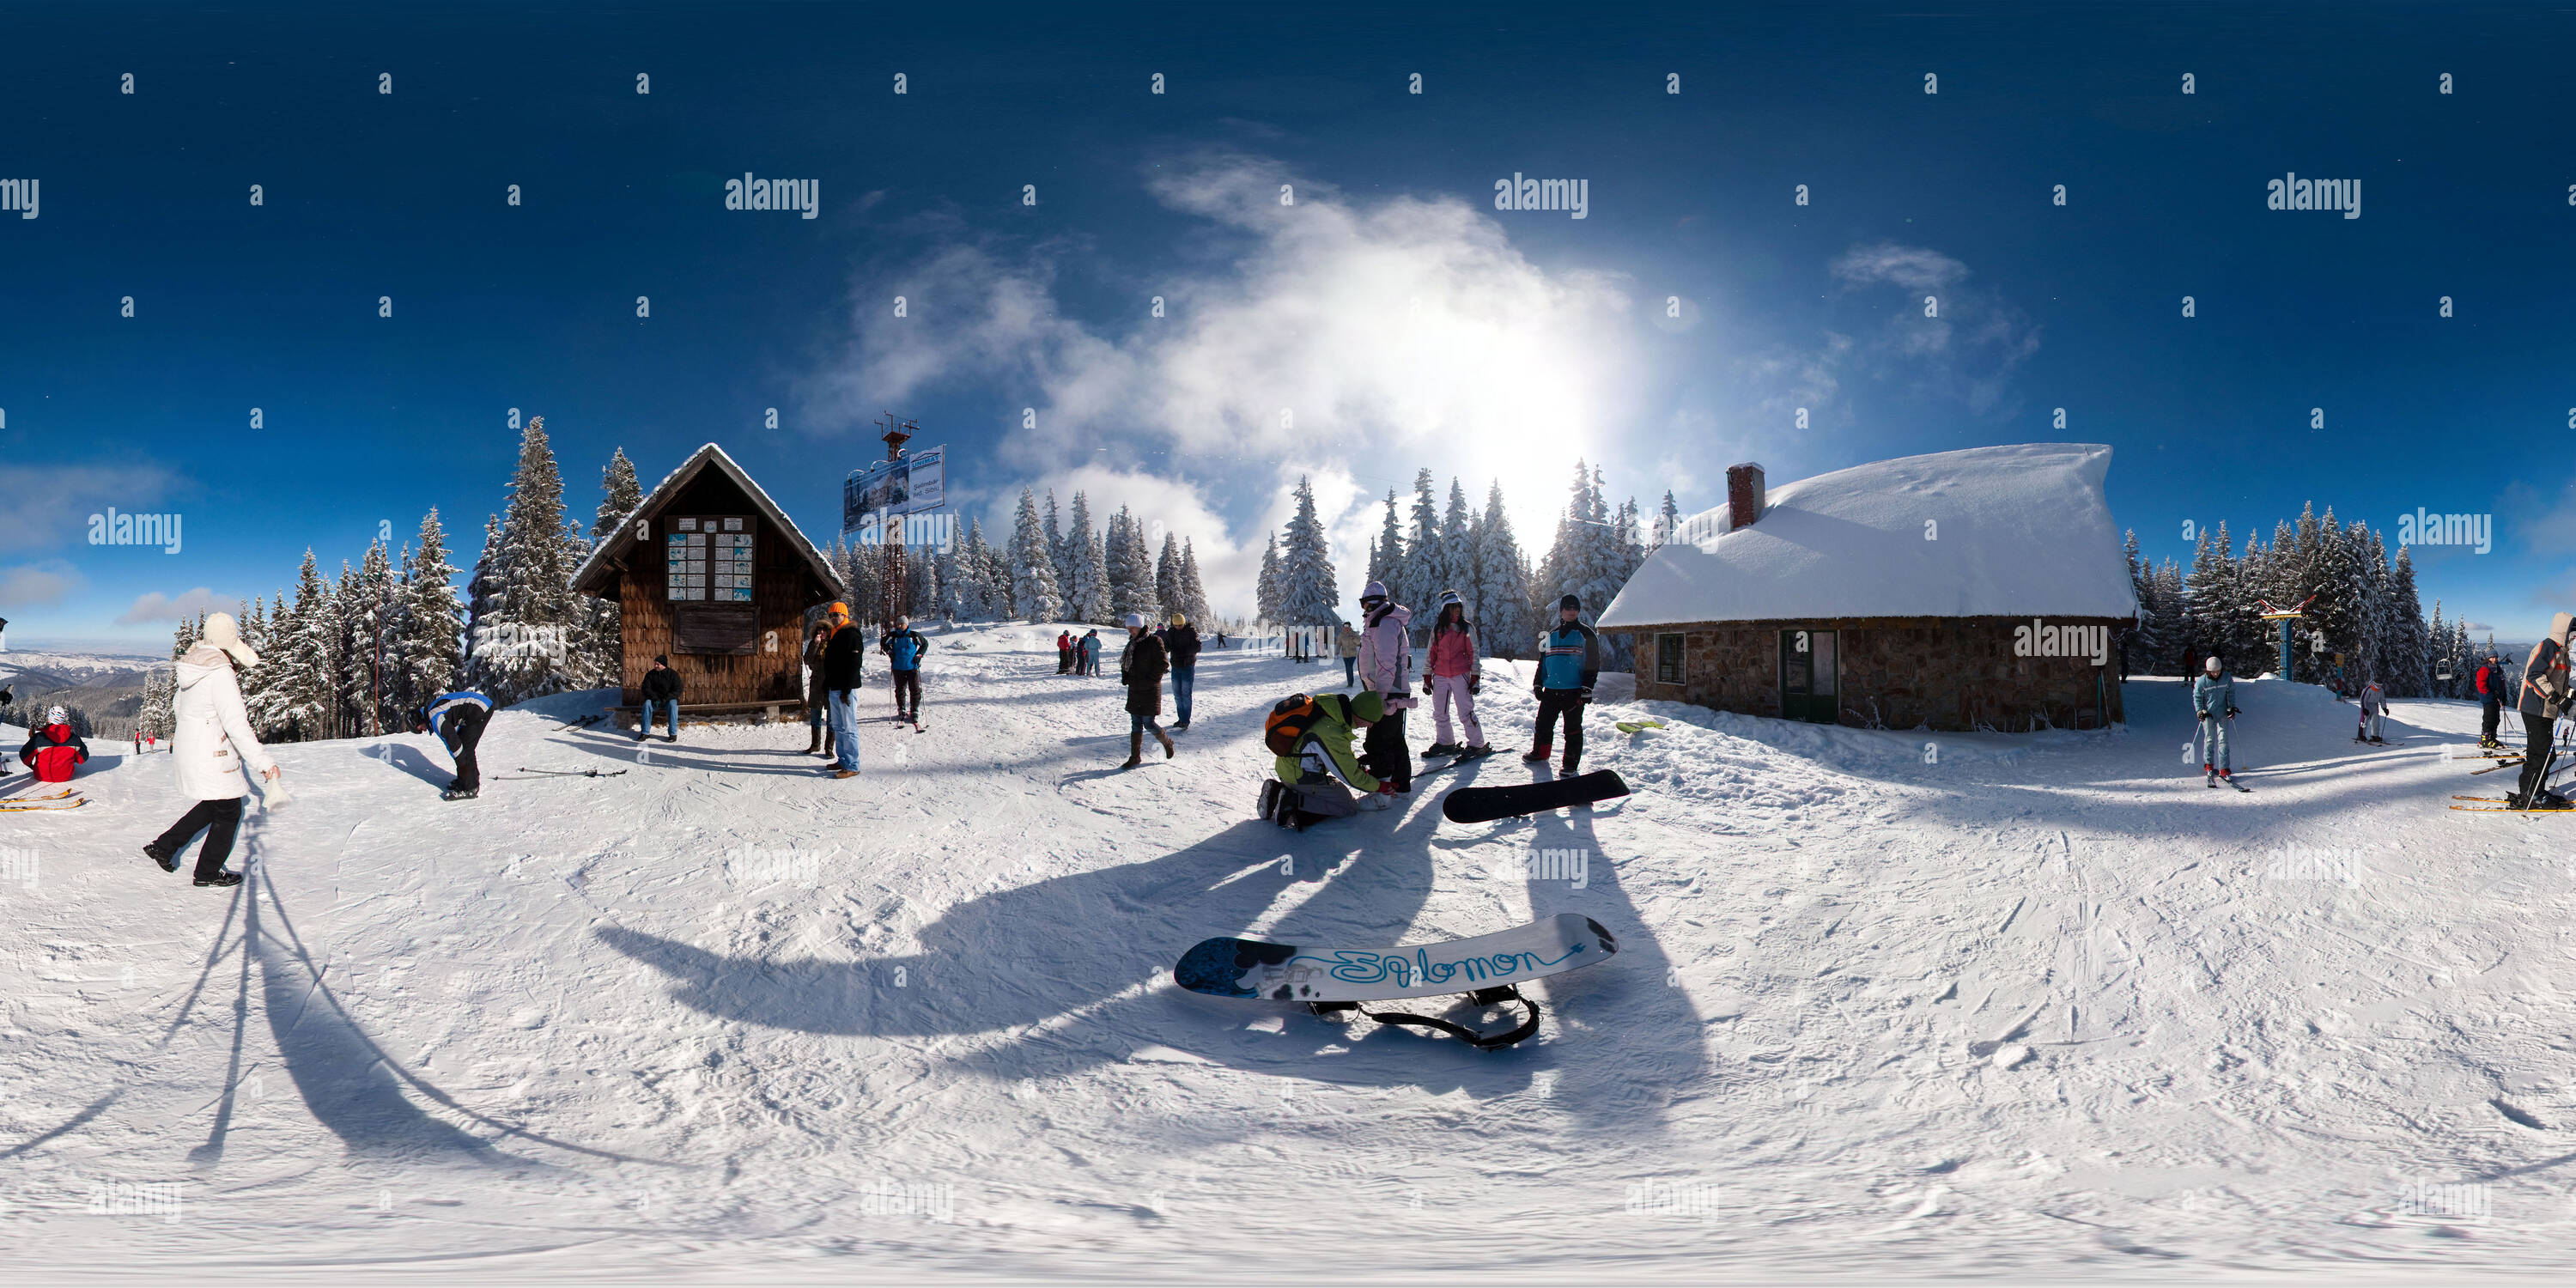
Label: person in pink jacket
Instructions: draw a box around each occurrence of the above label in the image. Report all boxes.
[1354,580,1416,792]
[1421,591,1490,756]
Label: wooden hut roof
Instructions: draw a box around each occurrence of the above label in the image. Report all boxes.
[569,442,846,599]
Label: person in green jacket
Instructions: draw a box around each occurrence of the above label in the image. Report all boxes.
[1263,690,1398,829]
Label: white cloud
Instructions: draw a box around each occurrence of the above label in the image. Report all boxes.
[116,587,239,626]
[0,464,182,555]
[805,153,1643,608]
[0,562,80,606]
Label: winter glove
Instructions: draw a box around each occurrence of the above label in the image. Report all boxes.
[1424,676,1436,696]
[1469,674,1481,696]
[1577,687,1594,704]
[2226,707,2240,719]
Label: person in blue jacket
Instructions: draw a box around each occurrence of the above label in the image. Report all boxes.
[2191,656,2239,786]
[881,617,932,723]
[412,690,493,800]
[1523,593,1601,773]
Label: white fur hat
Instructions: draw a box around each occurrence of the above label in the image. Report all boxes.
[200,611,260,667]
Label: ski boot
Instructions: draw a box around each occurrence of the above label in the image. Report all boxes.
[194,871,244,888]
[1461,744,1494,758]
[1423,742,1461,757]
[441,786,479,801]
[143,842,178,873]
[1521,746,1552,763]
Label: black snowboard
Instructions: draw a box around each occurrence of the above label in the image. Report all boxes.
[1442,769,1631,824]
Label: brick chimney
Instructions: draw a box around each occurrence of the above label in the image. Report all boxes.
[1726,462,1765,532]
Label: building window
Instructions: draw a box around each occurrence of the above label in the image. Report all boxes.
[1656,633,1685,685]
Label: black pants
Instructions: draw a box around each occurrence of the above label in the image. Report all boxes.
[155,796,245,879]
[2514,711,2555,805]
[1058,649,1072,673]
[1535,690,1587,766]
[440,704,488,792]
[1362,706,1411,790]
[893,670,921,718]
[2482,697,2503,742]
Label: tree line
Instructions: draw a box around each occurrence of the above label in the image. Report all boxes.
[1252,460,1671,663]
[2124,501,2492,698]
[823,487,1216,629]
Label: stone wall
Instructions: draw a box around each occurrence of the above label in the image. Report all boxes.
[1615,617,2129,731]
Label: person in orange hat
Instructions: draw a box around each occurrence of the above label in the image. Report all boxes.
[820,602,866,778]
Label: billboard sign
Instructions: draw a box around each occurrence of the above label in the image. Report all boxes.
[841,444,945,531]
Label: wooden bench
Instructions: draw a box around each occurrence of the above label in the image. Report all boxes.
[610,700,809,726]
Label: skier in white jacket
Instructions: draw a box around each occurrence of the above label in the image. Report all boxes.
[142,611,281,887]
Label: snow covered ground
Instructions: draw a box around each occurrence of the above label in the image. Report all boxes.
[4,625,2573,1282]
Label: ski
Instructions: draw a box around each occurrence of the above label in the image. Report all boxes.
[1411,747,1511,779]
[500,768,629,779]
[2454,795,2510,803]
[1614,720,1668,734]
[0,787,79,805]
[0,798,88,811]
[2451,805,2576,813]
[556,713,606,731]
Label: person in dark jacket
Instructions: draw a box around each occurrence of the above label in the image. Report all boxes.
[640,655,683,743]
[1118,612,1174,769]
[1163,612,1202,731]
[805,623,834,756]
[1524,593,1601,773]
[881,617,931,723]
[2512,613,2573,810]
[412,690,492,800]
[18,706,90,783]
[2476,651,2508,750]
[822,602,866,778]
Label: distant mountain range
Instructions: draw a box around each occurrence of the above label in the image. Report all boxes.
[1,650,165,739]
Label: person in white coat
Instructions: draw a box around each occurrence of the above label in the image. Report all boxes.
[143,611,281,888]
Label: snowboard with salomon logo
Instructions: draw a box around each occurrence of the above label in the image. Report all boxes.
[1173,912,1617,1004]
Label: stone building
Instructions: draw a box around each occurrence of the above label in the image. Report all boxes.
[1598,444,2137,732]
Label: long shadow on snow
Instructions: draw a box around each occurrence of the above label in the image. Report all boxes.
[598,809,1431,1040]
[249,839,660,1170]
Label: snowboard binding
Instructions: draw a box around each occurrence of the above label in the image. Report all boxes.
[1307,985,1543,1050]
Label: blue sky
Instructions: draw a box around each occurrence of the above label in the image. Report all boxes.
[3,1,2571,651]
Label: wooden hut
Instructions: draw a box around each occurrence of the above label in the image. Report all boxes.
[570,442,845,723]
[1599,444,2137,732]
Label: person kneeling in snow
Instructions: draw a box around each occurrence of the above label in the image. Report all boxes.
[19,706,89,783]
[1260,690,1399,830]
[413,690,493,801]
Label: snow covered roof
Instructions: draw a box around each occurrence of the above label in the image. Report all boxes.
[569,442,846,598]
[1598,443,2137,629]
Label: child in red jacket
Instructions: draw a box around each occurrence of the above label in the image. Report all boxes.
[19,706,90,783]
